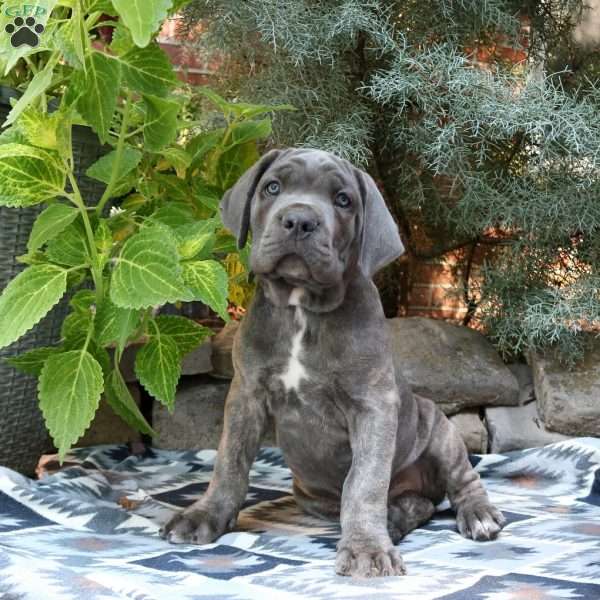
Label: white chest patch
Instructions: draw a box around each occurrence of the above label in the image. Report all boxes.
[280,306,308,392]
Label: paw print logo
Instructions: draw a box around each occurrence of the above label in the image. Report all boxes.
[5,16,44,48]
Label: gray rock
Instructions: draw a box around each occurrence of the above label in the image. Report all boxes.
[153,377,276,449]
[531,339,600,436]
[79,383,143,446]
[486,402,570,453]
[210,320,240,379]
[181,340,213,375]
[449,410,488,454]
[507,362,535,406]
[389,317,519,415]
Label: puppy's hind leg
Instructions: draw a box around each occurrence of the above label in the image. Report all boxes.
[424,407,506,541]
[387,492,435,544]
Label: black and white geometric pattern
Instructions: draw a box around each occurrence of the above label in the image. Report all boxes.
[1,438,599,599]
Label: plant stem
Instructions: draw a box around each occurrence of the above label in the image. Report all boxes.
[96,91,133,217]
[66,170,104,301]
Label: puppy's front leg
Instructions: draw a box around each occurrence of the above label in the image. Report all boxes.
[336,393,405,578]
[160,375,266,544]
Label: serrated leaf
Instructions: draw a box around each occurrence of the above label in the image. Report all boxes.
[27,204,79,252]
[149,204,195,229]
[61,309,92,347]
[156,147,191,177]
[134,335,180,408]
[121,43,176,96]
[4,66,54,127]
[6,346,61,376]
[150,173,191,203]
[0,264,67,349]
[110,21,134,55]
[96,297,140,347]
[73,51,121,142]
[181,260,229,321]
[70,289,96,313]
[228,118,272,147]
[113,0,172,47]
[86,146,142,184]
[39,350,104,461]
[143,94,179,151]
[95,219,113,255]
[217,142,260,191]
[187,128,225,170]
[18,107,58,149]
[0,144,65,207]
[110,227,187,308]
[46,221,89,266]
[105,368,155,435]
[152,315,212,355]
[175,219,217,259]
[192,179,221,212]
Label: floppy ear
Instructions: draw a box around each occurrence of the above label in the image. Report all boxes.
[356,170,405,277]
[220,149,283,249]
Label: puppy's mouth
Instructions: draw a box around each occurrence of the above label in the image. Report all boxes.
[272,254,315,286]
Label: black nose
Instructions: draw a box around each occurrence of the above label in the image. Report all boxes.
[281,210,319,240]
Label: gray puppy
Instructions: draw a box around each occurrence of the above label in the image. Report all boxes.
[160,148,505,577]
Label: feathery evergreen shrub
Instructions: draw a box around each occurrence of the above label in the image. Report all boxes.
[182,0,600,364]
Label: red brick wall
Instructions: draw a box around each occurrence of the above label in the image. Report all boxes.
[402,17,529,322]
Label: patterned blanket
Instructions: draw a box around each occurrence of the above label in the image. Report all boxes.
[0,438,599,599]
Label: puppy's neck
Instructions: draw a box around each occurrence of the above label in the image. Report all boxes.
[258,276,348,313]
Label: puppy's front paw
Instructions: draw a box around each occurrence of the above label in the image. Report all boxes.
[456,501,506,541]
[159,508,226,545]
[335,541,406,577]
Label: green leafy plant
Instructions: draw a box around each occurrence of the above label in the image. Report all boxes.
[0,0,289,459]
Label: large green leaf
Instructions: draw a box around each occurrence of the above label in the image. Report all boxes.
[95,297,140,348]
[6,346,61,376]
[73,52,121,143]
[134,335,180,408]
[110,226,187,308]
[105,368,155,435]
[152,315,212,355]
[27,204,79,253]
[0,265,67,349]
[4,65,54,127]
[217,141,260,191]
[120,43,177,96]
[46,221,89,267]
[0,144,65,207]
[229,119,272,147]
[113,0,173,47]
[143,94,179,151]
[175,219,217,259]
[18,107,59,150]
[86,146,142,184]
[39,350,104,461]
[182,260,229,321]
[149,204,195,229]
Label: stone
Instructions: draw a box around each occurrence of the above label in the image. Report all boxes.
[119,338,214,382]
[153,376,277,449]
[449,410,488,453]
[389,317,519,414]
[181,340,213,376]
[506,362,535,406]
[79,383,143,446]
[210,320,240,379]
[486,402,570,453]
[531,338,600,436]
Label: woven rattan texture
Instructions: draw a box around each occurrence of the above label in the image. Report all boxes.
[0,95,106,474]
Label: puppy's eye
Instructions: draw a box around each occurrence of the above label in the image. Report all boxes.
[334,192,352,208]
[265,181,280,195]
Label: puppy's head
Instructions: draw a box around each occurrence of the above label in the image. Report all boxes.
[220,148,404,293]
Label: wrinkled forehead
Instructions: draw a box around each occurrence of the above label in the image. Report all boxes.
[263,149,358,192]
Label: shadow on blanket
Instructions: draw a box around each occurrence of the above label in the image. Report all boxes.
[0,438,599,599]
